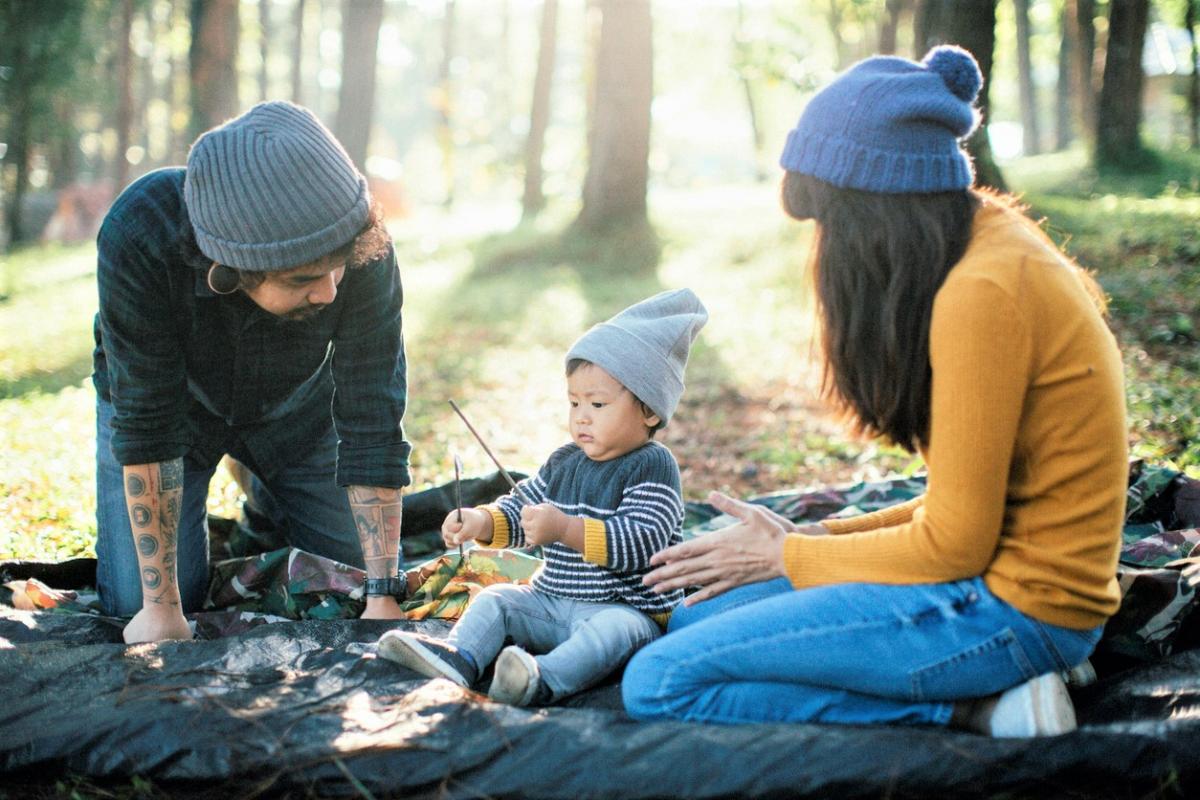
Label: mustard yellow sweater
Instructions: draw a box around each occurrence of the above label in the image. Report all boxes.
[782,200,1128,630]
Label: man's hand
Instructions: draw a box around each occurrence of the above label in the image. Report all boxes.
[123,605,191,643]
[361,596,406,620]
[442,507,493,548]
[521,503,568,546]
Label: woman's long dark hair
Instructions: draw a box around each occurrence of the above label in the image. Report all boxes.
[782,171,980,453]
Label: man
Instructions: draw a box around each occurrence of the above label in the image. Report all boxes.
[93,101,411,643]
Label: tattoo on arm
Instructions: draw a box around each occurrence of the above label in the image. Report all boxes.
[123,459,185,607]
[159,460,184,491]
[131,504,152,528]
[348,486,403,578]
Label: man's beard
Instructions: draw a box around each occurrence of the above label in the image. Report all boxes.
[281,303,326,322]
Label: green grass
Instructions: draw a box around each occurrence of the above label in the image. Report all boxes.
[1007,146,1200,473]
[2,151,1198,562]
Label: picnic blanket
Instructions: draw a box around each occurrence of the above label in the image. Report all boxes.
[3,462,1199,797]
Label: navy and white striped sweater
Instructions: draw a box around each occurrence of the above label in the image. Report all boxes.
[486,441,685,619]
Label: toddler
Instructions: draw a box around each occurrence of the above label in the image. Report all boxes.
[378,288,707,705]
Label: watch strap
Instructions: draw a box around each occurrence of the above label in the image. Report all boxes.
[364,574,408,598]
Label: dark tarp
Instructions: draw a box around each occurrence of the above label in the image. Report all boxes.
[2,610,1199,798]
[3,463,1200,797]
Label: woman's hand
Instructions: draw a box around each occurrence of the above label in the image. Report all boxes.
[643,491,812,606]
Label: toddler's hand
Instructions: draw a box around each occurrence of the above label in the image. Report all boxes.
[521,503,566,546]
[442,507,491,548]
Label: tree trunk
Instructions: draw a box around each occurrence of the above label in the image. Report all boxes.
[335,0,384,172]
[260,0,272,102]
[116,0,135,189]
[49,98,78,190]
[1014,0,1040,155]
[291,0,307,105]
[576,0,653,232]
[1075,0,1097,141]
[825,1,850,70]
[189,0,240,140]
[736,0,765,180]
[167,0,187,163]
[1187,0,1199,150]
[5,83,31,245]
[522,0,559,220]
[1054,0,1075,150]
[913,0,1006,191]
[1095,0,1150,167]
[879,0,907,55]
[436,0,457,207]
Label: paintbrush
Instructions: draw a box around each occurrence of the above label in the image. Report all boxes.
[448,400,535,506]
[453,452,465,562]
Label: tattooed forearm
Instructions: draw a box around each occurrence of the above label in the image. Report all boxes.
[124,459,185,607]
[348,486,403,579]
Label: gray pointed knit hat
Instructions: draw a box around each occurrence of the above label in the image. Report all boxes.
[184,101,370,271]
[565,288,708,424]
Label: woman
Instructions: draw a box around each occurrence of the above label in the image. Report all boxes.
[622,46,1128,737]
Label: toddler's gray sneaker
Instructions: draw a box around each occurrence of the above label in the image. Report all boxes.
[488,645,546,707]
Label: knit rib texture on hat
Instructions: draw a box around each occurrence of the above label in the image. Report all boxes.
[565,288,708,425]
[779,45,983,193]
[184,101,370,271]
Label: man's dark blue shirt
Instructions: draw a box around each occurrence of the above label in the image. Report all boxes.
[93,168,411,488]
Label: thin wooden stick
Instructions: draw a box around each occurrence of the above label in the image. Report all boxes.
[448,400,535,506]
[453,453,464,560]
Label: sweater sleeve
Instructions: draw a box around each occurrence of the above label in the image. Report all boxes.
[581,448,684,571]
[782,277,1032,587]
[821,495,924,534]
[486,462,551,549]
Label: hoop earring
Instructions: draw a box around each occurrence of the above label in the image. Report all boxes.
[206,262,240,295]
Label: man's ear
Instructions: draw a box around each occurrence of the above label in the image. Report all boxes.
[643,412,661,430]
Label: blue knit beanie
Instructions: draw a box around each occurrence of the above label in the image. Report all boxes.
[184,101,371,271]
[565,288,708,425]
[779,45,982,193]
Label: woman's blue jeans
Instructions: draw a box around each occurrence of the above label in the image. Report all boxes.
[621,576,1101,726]
[95,398,365,617]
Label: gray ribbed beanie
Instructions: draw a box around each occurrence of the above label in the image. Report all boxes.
[184,101,370,271]
[565,288,708,424]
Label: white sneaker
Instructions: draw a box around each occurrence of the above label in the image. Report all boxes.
[488,645,543,706]
[1063,658,1097,688]
[988,672,1077,738]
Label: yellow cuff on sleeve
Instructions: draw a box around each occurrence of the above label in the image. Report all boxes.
[582,517,608,565]
[484,505,511,548]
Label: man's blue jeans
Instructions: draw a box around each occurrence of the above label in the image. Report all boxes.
[621,575,1102,726]
[95,398,364,616]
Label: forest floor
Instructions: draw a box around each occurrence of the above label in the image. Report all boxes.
[1,146,1198,565]
[0,148,1198,799]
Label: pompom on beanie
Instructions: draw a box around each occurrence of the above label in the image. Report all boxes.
[565,288,708,425]
[779,45,983,193]
[184,101,371,271]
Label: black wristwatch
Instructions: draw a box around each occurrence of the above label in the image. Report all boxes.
[364,574,408,599]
